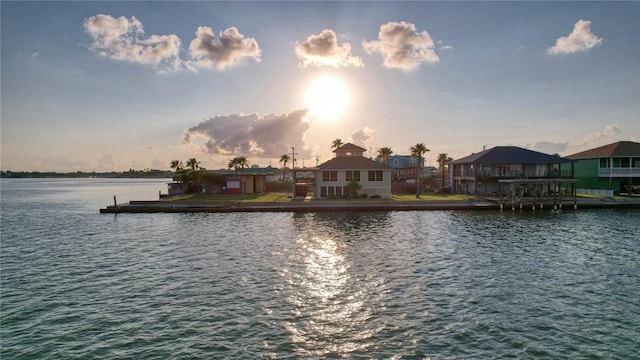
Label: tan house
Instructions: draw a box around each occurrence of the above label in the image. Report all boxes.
[315,143,392,198]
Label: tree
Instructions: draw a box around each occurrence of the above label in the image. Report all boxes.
[170,160,183,171]
[377,147,393,165]
[331,138,343,151]
[228,156,249,174]
[437,153,453,191]
[410,143,430,198]
[279,154,290,181]
[186,158,200,170]
[346,179,362,199]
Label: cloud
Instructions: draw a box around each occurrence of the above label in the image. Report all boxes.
[579,123,621,146]
[363,21,439,71]
[526,141,569,154]
[437,40,452,51]
[84,14,183,71]
[295,29,364,68]
[349,127,374,148]
[188,26,261,70]
[183,109,311,159]
[547,19,603,55]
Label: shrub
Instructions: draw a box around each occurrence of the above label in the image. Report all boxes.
[370,195,381,199]
[359,193,368,199]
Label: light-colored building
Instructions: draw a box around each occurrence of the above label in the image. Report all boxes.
[315,143,393,199]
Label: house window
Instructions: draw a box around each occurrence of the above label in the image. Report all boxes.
[322,171,337,182]
[320,186,327,197]
[393,158,399,166]
[368,170,384,181]
[345,170,360,182]
[599,158,609,168]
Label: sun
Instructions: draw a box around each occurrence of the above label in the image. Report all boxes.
[305,75,350,120]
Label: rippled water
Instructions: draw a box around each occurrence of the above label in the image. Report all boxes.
[1,179,639,358]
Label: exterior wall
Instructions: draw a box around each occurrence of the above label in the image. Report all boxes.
[563,158,640,194]
[384,156,428,179]
[452,162,571,195]
[315,169,392,198]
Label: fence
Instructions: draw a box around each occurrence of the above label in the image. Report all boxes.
[576,188,614,197]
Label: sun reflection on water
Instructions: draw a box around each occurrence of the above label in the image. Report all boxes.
[280,235,386,357]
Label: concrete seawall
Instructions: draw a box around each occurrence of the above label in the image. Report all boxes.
[99,198,640,213]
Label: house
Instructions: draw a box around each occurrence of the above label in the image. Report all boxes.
[315,143,393,198]
[450,146,575,196]
[202,168,276,194]
[378,155,434,180]
[562,141,640,195]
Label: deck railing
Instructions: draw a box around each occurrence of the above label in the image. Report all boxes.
[598,167,640,177]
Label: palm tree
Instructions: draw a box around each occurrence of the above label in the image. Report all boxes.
[377,147,393,165]
[437,153,453,191]
[236,156,248,171]
[331,138,343,151]
[228,156,249,174]
[410,143,430,198]
[170,160,183,171]
[186,158,200,170]
[279,154,290,181]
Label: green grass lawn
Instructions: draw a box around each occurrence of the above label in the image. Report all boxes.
[166,192,293,202]
[166,192,477,203]
[391,193,476,201]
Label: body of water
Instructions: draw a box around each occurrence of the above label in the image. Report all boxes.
[1,178,638,358]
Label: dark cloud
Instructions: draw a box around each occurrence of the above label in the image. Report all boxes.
[184,110,311,158]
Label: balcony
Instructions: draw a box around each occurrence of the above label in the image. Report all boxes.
[598,167,640,177]
[454,169,572,179]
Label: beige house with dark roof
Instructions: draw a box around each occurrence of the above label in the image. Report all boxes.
[314,143,393,199]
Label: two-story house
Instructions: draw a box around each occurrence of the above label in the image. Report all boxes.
[450,146,574,196]
[378,155,434,180]
[315,143,393,198]
[563,141,640,195]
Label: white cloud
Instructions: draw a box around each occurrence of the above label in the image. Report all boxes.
[349,127,374,148]
[363,21,439,71]
[437,40,452,51]
[183,109,311,159]
[526,141,569,154]
[295,29,364,68]
[84,14,183,71]
[547,19,603,55]
[188,26,261,70]
[579,123,622,146]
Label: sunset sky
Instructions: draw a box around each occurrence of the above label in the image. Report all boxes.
[2,1,638,172]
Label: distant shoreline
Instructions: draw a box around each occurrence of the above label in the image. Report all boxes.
[1,171,172,179]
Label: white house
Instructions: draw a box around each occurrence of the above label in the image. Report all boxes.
[315,143,393,199]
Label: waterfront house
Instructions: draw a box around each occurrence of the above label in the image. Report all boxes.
[562,141,640,195]
[450,146,574,196]
[315,143,393,198]
[378,155,435,180]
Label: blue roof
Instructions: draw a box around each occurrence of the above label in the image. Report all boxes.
[451,146,573,165]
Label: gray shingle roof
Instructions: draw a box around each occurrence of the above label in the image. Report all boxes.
[451,146,572,164]
[334,143,366,152]
[565,141,640,159]
[318,156,391,170]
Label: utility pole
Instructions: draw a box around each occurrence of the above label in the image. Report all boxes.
[291,147,296,197]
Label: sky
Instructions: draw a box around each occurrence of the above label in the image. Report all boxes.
[1,1,639,172]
